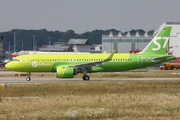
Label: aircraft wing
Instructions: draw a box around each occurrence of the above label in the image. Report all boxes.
[70,49,116,70]
[152,55,174,62]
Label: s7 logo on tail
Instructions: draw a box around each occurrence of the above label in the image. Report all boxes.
[152,37,169,51]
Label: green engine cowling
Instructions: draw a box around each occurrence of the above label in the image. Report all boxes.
[56,66,74,78]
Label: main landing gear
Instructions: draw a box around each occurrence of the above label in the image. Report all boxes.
[82,75,90,81]
[82,69,90,81]
[26,72,31,81]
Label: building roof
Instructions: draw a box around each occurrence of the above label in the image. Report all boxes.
[102,33,153,38]
[39,44,74,52]
[68,39,90,45]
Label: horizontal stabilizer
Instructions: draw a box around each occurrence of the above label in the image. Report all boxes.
[152,55,174,62]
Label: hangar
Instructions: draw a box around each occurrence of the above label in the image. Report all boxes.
[165,22,180,57]
[102,31,153,53]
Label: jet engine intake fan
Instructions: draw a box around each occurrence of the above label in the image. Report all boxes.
[56,66,74,78]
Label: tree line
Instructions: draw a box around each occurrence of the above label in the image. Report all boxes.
[0,29,154,52]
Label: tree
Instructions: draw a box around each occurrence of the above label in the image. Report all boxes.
[0,28,154,51]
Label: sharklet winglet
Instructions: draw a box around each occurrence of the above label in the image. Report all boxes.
[105,49,116,61]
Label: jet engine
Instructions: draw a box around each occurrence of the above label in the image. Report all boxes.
[56,66,74,78]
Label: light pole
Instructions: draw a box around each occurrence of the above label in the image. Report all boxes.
[22,40,23,50]
[49,37,51,45]
[13,33,16,52]
[109,32,113,53]
[9,41,11,60]
[32,35,35,51]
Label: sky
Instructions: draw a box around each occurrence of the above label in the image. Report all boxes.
[0,0,180,33]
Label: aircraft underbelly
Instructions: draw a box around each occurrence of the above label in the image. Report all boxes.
[22,65,51,72]
[90,62,137,72]
[34,66,51,72]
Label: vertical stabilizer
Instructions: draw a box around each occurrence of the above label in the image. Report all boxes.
[140,26,172,54]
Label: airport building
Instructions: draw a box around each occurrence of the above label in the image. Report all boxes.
[102,31,153,53]
[39,42,74,52]
[67,39,90,52]
[90,44,102,53]
[165,22,180,57]
[39,39,91,52]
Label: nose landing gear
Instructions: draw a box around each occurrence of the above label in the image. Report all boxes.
[26,72,31,81]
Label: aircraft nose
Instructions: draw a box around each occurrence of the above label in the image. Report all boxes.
[5,62,12,70]
[5,63,10,70]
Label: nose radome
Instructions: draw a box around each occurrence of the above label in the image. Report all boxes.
[5,63,10,70]
[5,62,13,70]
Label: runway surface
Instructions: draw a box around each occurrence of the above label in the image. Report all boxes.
[1,71,180,84]
[0,77,180,84]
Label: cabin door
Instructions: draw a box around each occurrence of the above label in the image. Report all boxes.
[25,56,31,66]
[137,55,143,65]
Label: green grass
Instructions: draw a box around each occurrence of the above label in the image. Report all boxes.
[1,81,180,119]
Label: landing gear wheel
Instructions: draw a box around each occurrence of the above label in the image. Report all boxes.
[82,75,90,81]
[26,72,31,81]
[26,77,31,81]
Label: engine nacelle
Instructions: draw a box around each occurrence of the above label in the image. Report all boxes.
[56,66,74,78]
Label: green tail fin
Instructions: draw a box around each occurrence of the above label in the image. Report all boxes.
[140,26,172,54]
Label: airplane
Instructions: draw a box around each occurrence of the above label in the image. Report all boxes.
[5,25,175,81]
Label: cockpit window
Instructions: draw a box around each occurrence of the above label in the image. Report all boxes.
[12,59,20,62]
